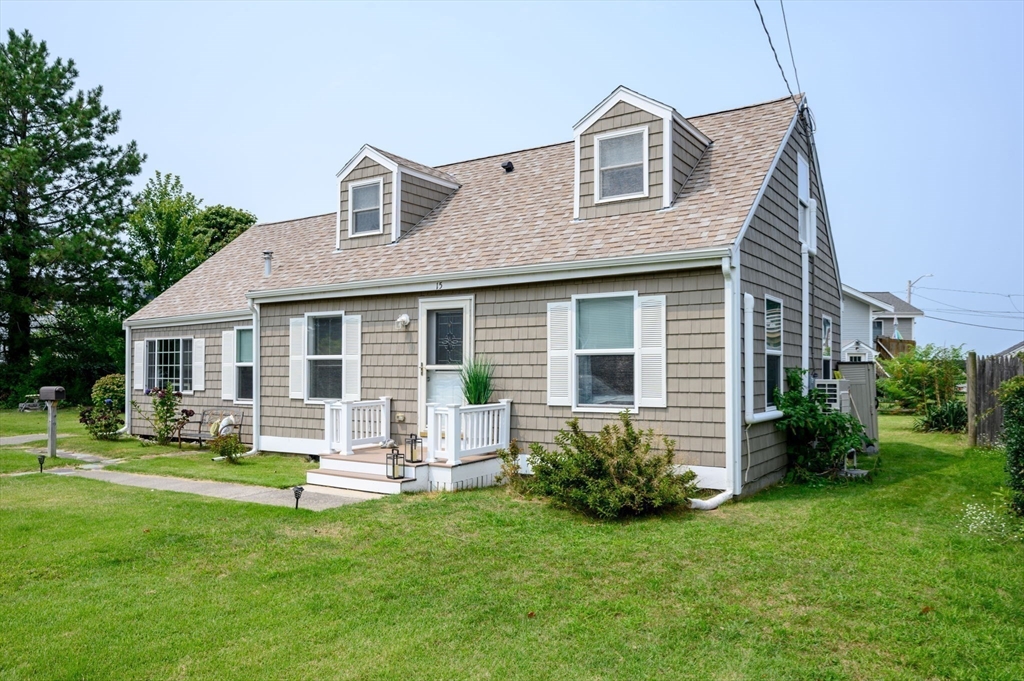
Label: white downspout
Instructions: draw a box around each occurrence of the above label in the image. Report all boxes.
[242,300,261,457]
[691,257,739,510]
[118,325,131,435]
[801,244,810,392]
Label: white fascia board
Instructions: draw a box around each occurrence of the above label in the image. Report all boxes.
[246,247,732,304]
[670,111,713,148]
[572,86,713,148]
[841,284,895,313]
[731,106,801,261]
[335,145,399,180]
[124,310,253,330]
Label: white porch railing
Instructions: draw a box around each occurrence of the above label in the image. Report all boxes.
[325,396,392,454]
[427,399,511,465]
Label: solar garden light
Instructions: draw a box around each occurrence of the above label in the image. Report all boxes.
[386,446,405,480]
[292,486,304,509]
[37,454,46,473]
[405,433,423,464]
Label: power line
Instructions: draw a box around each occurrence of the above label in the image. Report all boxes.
[926,316,1024,332]
[912,293,1023,316]
[753,0,799,107]
[917,285,1024,298]
[779,0,802,94]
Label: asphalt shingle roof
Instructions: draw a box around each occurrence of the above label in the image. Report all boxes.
[862,292,925,317]
[128,95,799,322]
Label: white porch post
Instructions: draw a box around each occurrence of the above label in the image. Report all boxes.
[379,396,392,442]
[448,403,462,465]
[339,401,353,455]
[499,399,512,449]
[324,401,335,454]
[426,403,438,462]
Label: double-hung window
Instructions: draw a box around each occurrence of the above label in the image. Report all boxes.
[348,179,382,236]
[235,328,254,401]
[547,292,667,411]
[307,315,345,400]
[765,296,784,409]
[595,127,648,202]
[145,338,193,392]
[821,316,833,379]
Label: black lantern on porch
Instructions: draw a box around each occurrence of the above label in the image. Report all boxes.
[405,433,423,464]
[386,446,405,480]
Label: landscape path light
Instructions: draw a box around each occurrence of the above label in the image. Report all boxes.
[37,454,46,473]
[292,486,304,509]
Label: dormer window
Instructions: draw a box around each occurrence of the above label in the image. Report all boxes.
[595,127,649,202]
[349,179,383,236]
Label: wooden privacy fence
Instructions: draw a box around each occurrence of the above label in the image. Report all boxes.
[967,351,1024,446]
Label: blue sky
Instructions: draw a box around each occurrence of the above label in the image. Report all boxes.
[3,1,1022,353]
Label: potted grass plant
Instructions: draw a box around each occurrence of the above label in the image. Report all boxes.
[461,356,495,405]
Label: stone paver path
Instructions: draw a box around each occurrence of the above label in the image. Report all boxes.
[49,468,376,511]
[0,433,70,446]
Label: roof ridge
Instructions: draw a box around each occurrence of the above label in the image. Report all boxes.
[435,140,573,169]
[689,94,802,120]
[253,211,334,228]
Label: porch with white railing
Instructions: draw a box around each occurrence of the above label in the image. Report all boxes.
[427,399,512,465]
[324,397,391,455]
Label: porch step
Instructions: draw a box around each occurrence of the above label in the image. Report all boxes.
[306,468,415,495]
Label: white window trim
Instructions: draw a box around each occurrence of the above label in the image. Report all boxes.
[233,325,254,404]
[304,310,346,404]
[764,295,784,410]
[570,290,640,414]
[144,337,196,395]
[821,315,833,378]
[346,177,384,239]
[594,126,649,204]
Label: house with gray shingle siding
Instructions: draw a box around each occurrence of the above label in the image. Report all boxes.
[123,86,844,498]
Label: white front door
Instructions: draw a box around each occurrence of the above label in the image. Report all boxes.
[417,296,474,435]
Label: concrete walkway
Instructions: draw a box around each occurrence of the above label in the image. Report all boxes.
[49,469,378,511]
[0,433,70,446]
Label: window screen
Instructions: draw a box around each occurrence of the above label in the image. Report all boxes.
[351,183,381,234]
[598,132,644,199]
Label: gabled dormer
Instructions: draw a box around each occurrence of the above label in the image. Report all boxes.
[335,145,459,250]
[573,86,711,220]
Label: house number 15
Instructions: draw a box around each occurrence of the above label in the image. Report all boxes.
[436,282,443,290]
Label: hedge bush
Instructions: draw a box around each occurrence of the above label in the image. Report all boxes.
[91,373,125,410]
[998,375,1024,516]
[527,413,696,519]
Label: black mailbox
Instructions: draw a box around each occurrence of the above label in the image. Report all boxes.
[39,386,65,402]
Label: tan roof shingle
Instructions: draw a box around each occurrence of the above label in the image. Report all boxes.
[128,96,798,321]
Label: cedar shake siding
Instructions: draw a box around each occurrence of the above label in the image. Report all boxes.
[671,117,707,200]
[130,321,254,444]
[738,117,842,493]
[400,174,456,234]
[338,157,393,248]
[259,268,726,468]
[578,102,664,219]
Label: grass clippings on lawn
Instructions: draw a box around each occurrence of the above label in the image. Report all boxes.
[0,416,1021,680]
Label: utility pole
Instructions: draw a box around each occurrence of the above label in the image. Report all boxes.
[907,274,933,304]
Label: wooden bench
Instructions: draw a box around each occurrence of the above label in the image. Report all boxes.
[189,410,246,447]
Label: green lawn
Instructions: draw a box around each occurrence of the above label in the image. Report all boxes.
[0,407,86,438]
[0,449,73,474]
[108,452,317,488]
[0,416,1021,680]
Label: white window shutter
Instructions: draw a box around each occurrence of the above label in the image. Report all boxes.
[547,301,572,406]
[221,330,235,401]
[807,199,818,252]
[289,317,306,400]
[133,341,145,390]
[342,314,361,402]
[638,295,667,408]
[192,337,205,392]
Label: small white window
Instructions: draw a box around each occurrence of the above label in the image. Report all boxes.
[146,338,193,392]
[307,315,344,400]
[595,127,648,202]
[348,179,382,236]
[765,296,783,409]
[822,316,833,379]
[797,153,815,246]
[235,328,254,401]
[872,319,883,341]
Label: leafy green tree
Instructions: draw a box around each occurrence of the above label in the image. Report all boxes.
[0,29,143,387]
[194,204,256,257]
[879,344,966,411]
[124,171,207,304]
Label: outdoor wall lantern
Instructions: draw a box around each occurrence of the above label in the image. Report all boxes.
[405,434,423,464]
[292,485,304,509]
[37,454,46,473]
[386,447,406,480]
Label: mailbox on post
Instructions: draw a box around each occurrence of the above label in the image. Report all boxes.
[40,386,65,459]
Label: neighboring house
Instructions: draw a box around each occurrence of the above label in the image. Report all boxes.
[863,291,924,342]
[123,86,842,498]
[998,340,1024,358]
[840,285,894,363]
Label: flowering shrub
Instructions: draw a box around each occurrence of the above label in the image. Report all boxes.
[957,502,1023,543]
[91,374,125,412]
[79,400,124,440]
[131,387,194,446]
[209,434,247,463]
